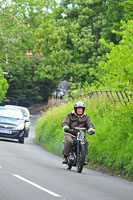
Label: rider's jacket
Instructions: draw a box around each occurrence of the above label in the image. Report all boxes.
[61,111,94,136]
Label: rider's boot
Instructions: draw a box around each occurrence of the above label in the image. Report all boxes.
[62,155,68,164]
[84,160,88,165]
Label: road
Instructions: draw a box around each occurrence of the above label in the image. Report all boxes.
[0,114,133,200]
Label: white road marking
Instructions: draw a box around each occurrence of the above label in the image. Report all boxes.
[13,174,61,198]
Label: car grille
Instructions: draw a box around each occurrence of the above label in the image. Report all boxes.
[0,124,16,130]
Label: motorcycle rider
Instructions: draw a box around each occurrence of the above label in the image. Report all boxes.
[61,102,95,164]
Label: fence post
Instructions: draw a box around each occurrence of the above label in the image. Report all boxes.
[88,93,91,99]
[124,91,130,102]
[109,90,115,102]
[115,91,121,103]
[105,90,110,100]
[96,91,99,97]
[120,91,127,106]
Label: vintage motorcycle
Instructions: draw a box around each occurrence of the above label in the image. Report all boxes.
[66,127,87,173]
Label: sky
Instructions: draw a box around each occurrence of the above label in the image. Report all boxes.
[56,0,61,3]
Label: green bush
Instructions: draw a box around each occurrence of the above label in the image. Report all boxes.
[35,97,133,178]
[35,102,74,155]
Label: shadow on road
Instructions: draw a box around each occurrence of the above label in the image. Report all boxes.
[0,138,18,143]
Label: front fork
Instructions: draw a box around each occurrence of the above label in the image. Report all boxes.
[77,140,80,161]
[77,139,85,161]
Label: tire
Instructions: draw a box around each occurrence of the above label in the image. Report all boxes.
[76,144,86,173]
[19,135,25,144]
[67,159,72,170]
[24,130,29,137]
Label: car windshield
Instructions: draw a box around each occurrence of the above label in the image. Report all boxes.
[5,105,29,117]
[0,109,23,119]
[17,108,28,117]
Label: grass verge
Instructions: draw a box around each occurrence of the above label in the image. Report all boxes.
[35,96,133,180]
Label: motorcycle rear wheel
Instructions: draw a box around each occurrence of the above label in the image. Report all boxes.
[76,144,86,173]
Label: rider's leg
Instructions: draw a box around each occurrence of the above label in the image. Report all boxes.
[62,134,72,164]
[84,137,89,155]
[63,134,72,156]
[84,138,89,165]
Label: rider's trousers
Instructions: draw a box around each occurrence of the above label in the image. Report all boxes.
[62,134,88,156]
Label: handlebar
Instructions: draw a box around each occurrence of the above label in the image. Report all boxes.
[64,127,94,135]
[64,127,86,134]
[74,127,86,131]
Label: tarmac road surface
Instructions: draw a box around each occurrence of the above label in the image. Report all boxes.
[0,114,132,200]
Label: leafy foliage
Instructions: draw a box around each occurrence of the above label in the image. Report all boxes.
[0,0,58,105]
[35,97,133,178]
[0,68,8,103]
[0,0,132,105]
[93,20,133,90]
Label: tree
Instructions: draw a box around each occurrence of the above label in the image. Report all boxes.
[0,68,8,103]
[0,0,131,105]
[54,0,126,84]
[0,0,58,105]
[94,20,133,90]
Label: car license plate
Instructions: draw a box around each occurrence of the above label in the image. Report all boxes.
[0,129,12,134]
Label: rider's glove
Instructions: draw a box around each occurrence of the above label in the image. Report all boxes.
[63,126,69,132]
[63,126,77,134]
[88,128,95,135]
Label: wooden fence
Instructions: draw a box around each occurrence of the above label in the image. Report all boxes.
[87,90,132,106]
[52,89,132,106]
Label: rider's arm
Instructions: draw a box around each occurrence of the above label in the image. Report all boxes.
[61,113,76,134]
[85,115,95,134]
[61,113,71,131]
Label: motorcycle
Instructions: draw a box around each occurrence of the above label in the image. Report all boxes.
[66,127,87,173]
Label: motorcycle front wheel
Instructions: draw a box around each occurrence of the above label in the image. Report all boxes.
[76,144,86,173]
[67,159,72,170]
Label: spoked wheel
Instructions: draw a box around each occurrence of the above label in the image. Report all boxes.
[76,144,86,173]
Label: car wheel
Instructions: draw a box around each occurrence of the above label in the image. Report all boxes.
[24,130,29,137]
[19,136,25,144]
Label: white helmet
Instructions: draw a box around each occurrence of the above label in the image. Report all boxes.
[74,102,85,113]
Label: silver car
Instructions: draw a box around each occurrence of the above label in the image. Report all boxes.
[0,107,26,143]
[4,105,32,137]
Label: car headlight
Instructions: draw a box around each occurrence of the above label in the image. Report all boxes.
[16,123,24,130]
